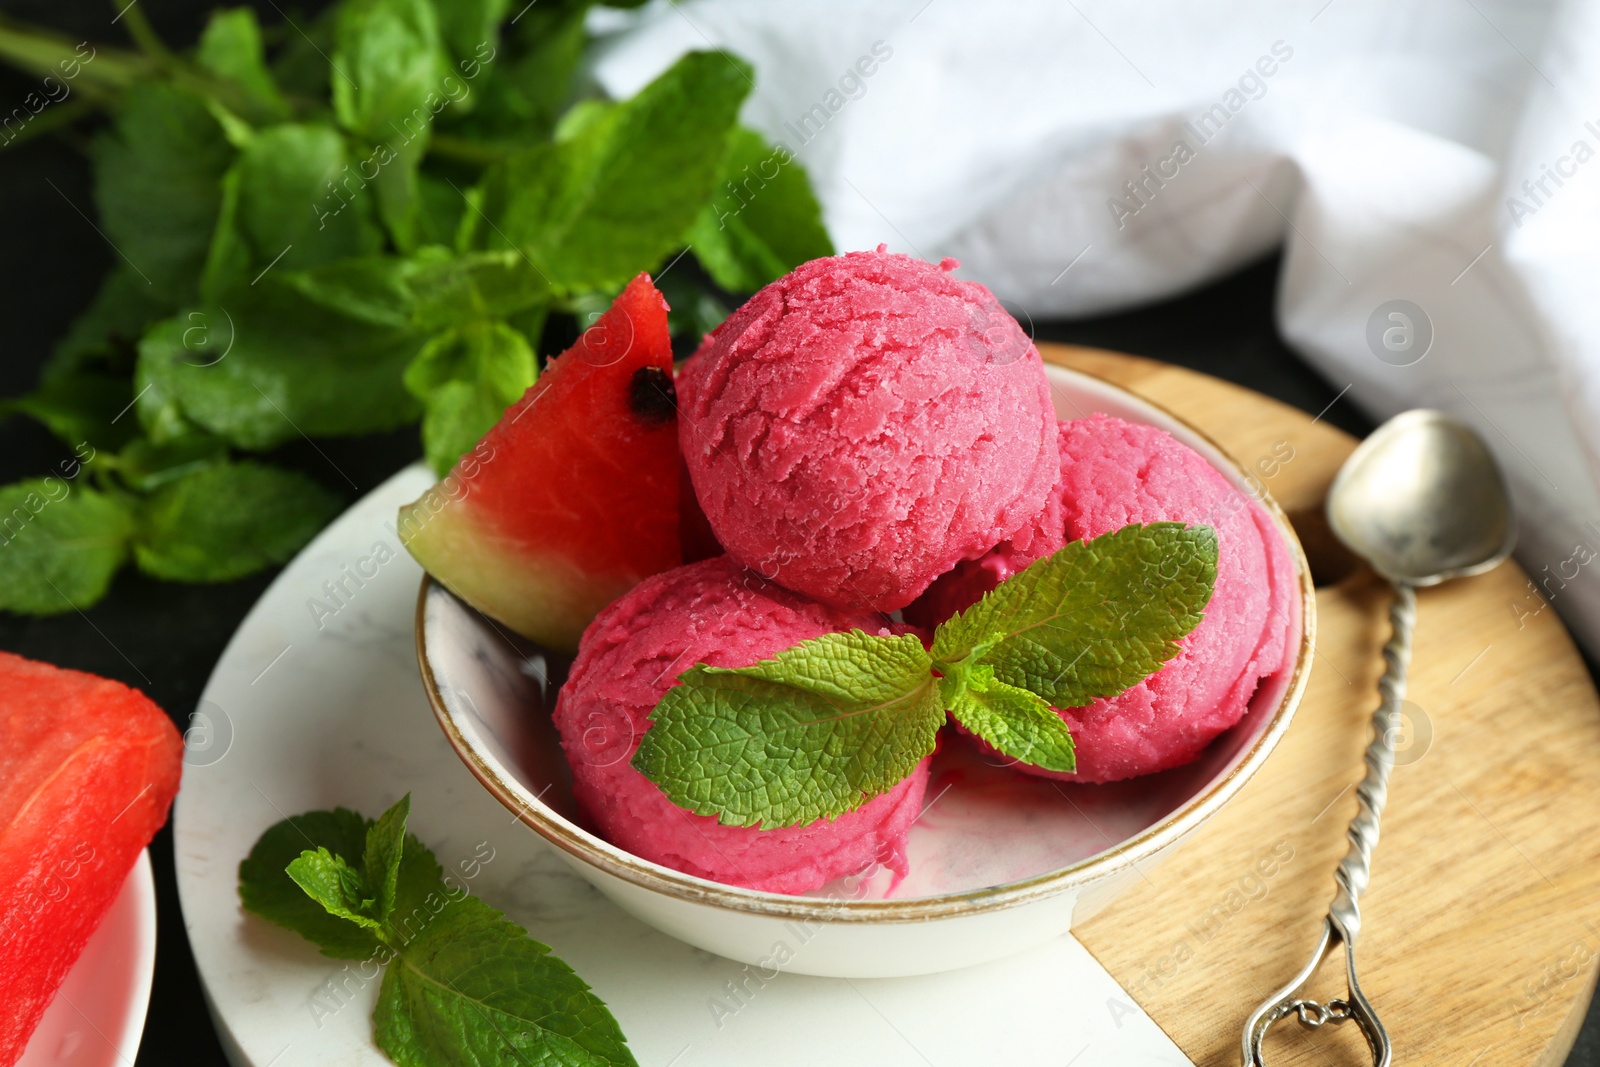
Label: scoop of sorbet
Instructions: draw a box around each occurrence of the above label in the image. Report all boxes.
[908,414,1293,783]
[552,555,931,894]
[676,248,1058,613]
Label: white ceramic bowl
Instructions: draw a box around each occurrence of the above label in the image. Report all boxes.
[417,363,1315,978]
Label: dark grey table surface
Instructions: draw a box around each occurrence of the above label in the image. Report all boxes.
[0,2,1594,1063]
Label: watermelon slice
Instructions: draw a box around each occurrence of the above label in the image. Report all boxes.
[399,273,682,652]
[0,652,182,1063]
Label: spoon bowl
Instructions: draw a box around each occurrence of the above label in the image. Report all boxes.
[1326,409,1516,585]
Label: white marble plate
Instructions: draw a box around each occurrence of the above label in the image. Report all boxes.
[172,464,1191,1066]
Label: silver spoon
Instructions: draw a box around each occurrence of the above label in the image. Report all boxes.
[1242,409,1516,1066]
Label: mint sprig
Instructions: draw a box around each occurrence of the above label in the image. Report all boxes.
[0,4,835,618]
[633,523,1218,828]
[240,794,637,1067]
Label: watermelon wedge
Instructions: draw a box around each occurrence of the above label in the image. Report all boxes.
[399,273,682,652]
[0,652,182,1064]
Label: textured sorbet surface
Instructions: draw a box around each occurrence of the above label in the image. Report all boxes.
[677,249,1058,613]
[552,555,931,894]
[914,414,1293,783]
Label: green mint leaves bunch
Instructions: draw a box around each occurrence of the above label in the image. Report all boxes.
[633,523,1219,829]
[0,0,832,617]
[240,794,637,1067]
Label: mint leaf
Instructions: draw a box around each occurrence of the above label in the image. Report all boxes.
[406,252,551,331]
[402,320,532,398]
[240,799,637,1066]
[287,847,385,931]
[944,665,1076,773]
[552,99,612,144]
[133,460,340,582]
[332,0,447,143]
[413,380,495,476]
[444,6,587,145]
[3,373,136,451]
[363,794,410,924]
[416,174,471,249]
[478,51,751,290]
[434,0,508,82]
[374,893,637,1067]
[688,126,834,293]
[274,254,431,329]
[374,151,429,255]
[230,124,385,277]
[0,480,134,615]
[274,250,550,331]
[331,0,447,250]
[196,8,290,122]
[380,810,462,945]
[508,6,590,131]
[239,807,381,959]
[131,352,206,446]
[714,629,935,706]
[136,280,423,448]
[200,167,251,301]
[931,523,1218,710]
[92,84,235,304]
[269,5,338,99]
[405,320,536,474]
[633,630,943,828]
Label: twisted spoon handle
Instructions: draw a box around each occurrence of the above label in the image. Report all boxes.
[1329,580,1415,945]
[1241,581,1414,1066]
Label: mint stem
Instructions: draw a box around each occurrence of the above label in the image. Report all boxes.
[107,0,173,65]
[0,18,152,90]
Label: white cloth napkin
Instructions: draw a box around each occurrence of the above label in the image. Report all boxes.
[589,0,1600,657]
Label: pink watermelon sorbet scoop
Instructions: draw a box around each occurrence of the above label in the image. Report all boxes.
[910,414,1294,783]
[552,555,931,894]
[676,248,1058,613]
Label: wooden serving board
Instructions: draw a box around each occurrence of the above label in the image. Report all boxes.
[1041,344,1600,1066]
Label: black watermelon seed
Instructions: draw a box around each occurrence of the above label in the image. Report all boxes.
[629,365,677,424]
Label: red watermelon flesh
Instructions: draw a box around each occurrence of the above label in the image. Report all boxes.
[400,273,682,653]
[0,652,182,1065]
